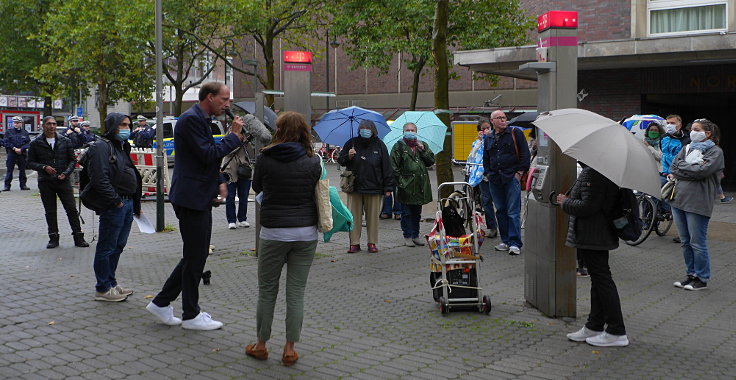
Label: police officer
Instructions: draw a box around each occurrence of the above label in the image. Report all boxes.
[27,116,89,248]
[3,116,31,191]
[131,115,154,148]
[65,116,83,149]
[78,120,97,145]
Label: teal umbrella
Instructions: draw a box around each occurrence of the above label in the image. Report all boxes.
[382,111,447,153]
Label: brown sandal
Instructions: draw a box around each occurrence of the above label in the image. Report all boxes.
[245,344,268,360]
[281,351,299,366]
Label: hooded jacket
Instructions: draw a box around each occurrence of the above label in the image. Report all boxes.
[252,142,321,228]
[80,113,142,215]
[337,136,394,194]
[669,144,724,217]
[390,139,435,205]
[27,133,76,182]
[660,130,690,175]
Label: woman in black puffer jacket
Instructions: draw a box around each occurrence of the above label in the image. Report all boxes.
[556,163,629,347]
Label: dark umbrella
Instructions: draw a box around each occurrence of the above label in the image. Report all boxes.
[232,101,277,130]
[508,112,538,128]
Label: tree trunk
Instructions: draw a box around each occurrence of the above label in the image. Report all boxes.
[432,0,453,198]
[43,96,52,119]
[409,56,427,111]
[174,83,184,116]
[97,82,109,133]
[264,36,276,109]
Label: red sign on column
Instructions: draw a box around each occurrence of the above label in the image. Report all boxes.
[537,11,578,32]
[284,51,312,64]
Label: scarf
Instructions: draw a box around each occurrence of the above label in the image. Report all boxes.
[644,136,660,148]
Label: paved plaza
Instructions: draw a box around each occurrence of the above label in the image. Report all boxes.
[0,163,735,379]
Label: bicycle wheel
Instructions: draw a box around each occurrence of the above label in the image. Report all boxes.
[329,148,339,163]
[655,205,673,236]
[625,194,656,246]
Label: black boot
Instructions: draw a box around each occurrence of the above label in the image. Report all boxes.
[47,233,60,249]
[73,232,89,247]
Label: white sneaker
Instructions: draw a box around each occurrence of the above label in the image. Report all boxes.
[228,223,237,229]
[585,332,629,347]
[146,302,182,326]
[404,238,415,247]
[238,221,250,228]
[508,246,521,255]
[412,237,425,246]
[494,243,509,251]
[181,312,223,330]
[567,326,603,342]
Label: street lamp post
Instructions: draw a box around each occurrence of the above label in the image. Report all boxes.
[325,30,340,113]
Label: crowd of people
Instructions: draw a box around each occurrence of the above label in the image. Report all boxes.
[2,79,730,359]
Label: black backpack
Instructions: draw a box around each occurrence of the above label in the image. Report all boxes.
[610,187,643,241]
[77,136,116,193]
[441,196,467,237]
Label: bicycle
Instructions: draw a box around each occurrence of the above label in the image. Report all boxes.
[317,144,341,164]
[624,191,673,246]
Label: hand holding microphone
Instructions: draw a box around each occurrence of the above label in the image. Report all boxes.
[224,108,245,140]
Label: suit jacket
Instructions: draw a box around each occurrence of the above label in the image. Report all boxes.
[169,104,241,211]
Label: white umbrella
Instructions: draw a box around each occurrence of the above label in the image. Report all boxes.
[532,108,661,196]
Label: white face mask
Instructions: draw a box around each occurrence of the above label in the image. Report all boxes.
[690,130,706,143]
[664,124,676,134]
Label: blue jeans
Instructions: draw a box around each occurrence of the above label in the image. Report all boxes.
[226,179,252,223]
[477,181,497,230]
[381,190,402,216]
[94,199,134,292]
[488,178,522,248]
[400,204,423,239]
[671,207,711,282]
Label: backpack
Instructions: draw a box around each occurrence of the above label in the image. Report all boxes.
[610,187,643,241]
[77,136,116,193]
[441,192,470,237]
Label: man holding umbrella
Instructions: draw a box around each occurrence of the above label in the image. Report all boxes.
[483,110,530,255]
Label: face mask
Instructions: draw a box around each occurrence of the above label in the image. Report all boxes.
[403,132,417,140]
[647,131,660,139]
[359,129,372,138]
[664,124,676,134]
[117,129,131,142]
[690,130,706,143]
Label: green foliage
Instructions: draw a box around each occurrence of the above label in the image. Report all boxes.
[32,0,154,127]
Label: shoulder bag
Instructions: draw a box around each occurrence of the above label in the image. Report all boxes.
[315,158,334,232]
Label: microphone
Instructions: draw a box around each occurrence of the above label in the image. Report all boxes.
[242,114,272,145]
[224,108,235,119]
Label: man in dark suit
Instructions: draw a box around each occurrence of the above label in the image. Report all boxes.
[147,82,244,330]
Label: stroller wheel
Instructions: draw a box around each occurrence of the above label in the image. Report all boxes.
[481,295,492,315]
[439,297,449,315]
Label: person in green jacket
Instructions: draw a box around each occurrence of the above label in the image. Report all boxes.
[390,122,435,247]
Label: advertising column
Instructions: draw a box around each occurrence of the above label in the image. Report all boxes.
[283,51,313,121]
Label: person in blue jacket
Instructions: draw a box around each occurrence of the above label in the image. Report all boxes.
[4,116,31,191]
[78,121,97,145]
[146,82,245,330]
[131,115,155,148]
[661,114,690,243]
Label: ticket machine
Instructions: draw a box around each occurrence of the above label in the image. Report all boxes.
[519,11,579,318]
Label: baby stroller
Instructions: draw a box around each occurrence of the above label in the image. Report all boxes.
[426,182,491,315]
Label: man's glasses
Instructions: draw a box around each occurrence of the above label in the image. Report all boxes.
[492,116,507,120]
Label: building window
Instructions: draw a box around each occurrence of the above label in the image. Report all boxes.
[648,0,727,35]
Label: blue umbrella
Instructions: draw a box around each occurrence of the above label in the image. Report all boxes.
[382,111,448,153]
[313,106,391,146]
[622,115,664,139]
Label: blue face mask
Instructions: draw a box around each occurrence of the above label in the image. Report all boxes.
[403,131,417,140]
[117,129,131,142]
[359,129,372,139]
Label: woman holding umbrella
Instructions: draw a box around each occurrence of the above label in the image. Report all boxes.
[669,119,724,291]
[337,120,394,253]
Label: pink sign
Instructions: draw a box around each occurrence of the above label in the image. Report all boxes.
[284,63,311,72]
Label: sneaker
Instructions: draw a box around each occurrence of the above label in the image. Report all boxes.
[347,244,360,253]
[684,278,708,291]
[495,243,509,251]
[673,236,681,244]
[567,326,603,342]
[228,223,237,229]
[412,237,425,246]
[394,214,401,220]
[576,268,589,277]
[720,196,733,204]
[181,312,223,330]
[379,213,391,219]
[404,238,415,247]
[20,186,30,190]
[508,246,521,255]
[674,275,695,288]
[146,302,182,326]
[367,243,378,253]
[95,288,127,302]
[585,332,629,347]
[238,221,250,228]
[487,229,498,238]
[114,285,134,296]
